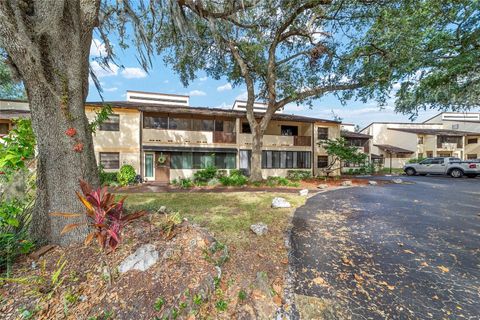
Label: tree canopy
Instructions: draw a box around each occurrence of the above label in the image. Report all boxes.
[355,0,480,117]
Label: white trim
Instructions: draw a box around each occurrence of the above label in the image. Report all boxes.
[144,152,155,181]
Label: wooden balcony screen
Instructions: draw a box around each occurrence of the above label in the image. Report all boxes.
[293,136,311,146]
[213,132,237,144]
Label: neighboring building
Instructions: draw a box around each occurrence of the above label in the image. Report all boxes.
[361,112,480,168]
[340,130,372,171]
[1,93,342,182]
[0,99,29,137]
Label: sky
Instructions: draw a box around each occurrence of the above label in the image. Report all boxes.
[87,38,453,130]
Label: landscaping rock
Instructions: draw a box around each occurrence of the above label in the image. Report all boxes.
[341,180,352,186]
[271,197,291,208]
[158,205,168,213]
[368,180,378,185]
[118,244,159,273]
[299,189,309,196]
[317,184,328,189]
[392,178,403,184]
[250,223,268,236]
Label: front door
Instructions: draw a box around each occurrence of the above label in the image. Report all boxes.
[144,153,155,181]
[155,152,170,183]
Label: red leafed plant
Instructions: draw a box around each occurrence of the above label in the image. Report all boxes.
[73,142,84,152]
[56,179,146,252]
[65,127,77,137]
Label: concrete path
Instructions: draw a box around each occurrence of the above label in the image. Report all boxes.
[290,176,480,319]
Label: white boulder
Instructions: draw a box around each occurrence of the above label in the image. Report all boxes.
[299,189,309,196]
[250,223,268,236]
[271,197,291,208]
[118,244,159,273]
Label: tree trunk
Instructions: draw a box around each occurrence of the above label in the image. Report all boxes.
[250,127,264,182]
[0,1,101,245]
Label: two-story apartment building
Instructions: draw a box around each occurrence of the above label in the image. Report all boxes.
[361,112,480,168]
[86,91,341,182]
[2,92,341,182]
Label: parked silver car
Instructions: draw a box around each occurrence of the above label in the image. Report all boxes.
[403,157,480,178]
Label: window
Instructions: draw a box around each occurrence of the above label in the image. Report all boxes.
[171,152,193,169]
[317,127,328,140]
[192,118,214,131]
[241,122,252,133]
[218,120,236,133]
[452,124,459,130]
[467,138,478,144]
[317,156,329,168]
[467,154,477,160]
[99,114,119,131]
[169,117,191,130]
[262,151,311,169]
[418,136,424,144]
[281,125,298,136]
[0,123,9,135]
[171,152,236,169]
[99,152,120,169]
[437,135,462,148]
[143,115,168,129]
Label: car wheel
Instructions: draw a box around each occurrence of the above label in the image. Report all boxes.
[450,168,464,178]
[466,174,477,178]
[405,168,416,176]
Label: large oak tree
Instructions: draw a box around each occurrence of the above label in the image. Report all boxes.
[157,0,393,181]
[0,1,155,245]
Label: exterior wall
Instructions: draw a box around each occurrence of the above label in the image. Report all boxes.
[86,106,141,173]
[465,136,480,158]
[314,122,341,176]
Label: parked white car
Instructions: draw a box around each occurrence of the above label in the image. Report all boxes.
[403,157,480,178]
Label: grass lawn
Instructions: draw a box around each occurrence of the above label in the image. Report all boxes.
[122,192,306,247]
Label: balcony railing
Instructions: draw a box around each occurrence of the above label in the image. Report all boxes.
[213,132,236,144]
[293,136,312,146]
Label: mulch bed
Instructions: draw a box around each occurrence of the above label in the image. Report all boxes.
[1,220,220,320]
[115,177,374,194]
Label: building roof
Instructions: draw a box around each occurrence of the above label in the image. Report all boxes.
[388,128,479,136]
[374,144,414,154]
[0,110,30,119]
[86,101,340,124]
[341,130,372,139]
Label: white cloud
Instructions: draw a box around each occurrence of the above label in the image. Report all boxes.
[217,83,232,91]
[121,67,147,79]
[199,76,208,81]
[284,103,306,112]
[235,91,248,101]
[90,39,107,57]
[90,61,119,78]
[104,87,118,92]
[163,80,169,84]
[189,90,206,96]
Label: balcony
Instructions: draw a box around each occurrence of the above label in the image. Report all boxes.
[239,133,311,148]
[293,136,312,146]
[213,132,236,144]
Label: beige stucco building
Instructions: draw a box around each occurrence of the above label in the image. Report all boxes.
[361,112,480,168]
[1,92,341,182]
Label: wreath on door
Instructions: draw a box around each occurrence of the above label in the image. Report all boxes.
[157,152,167,165]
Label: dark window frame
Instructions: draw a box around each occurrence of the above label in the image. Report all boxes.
[317,127,329,140]
[317,155,329,168]
[467,138,478,144]
[99,152,120,169]
[281,125,298,136]
[99,114,120,131]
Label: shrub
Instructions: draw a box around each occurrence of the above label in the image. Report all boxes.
[98,165,118,186]
[219,170,248,186]
[266,176,298,187]
[117,165,136,186]
[408,157,426,164]
[193,166,217,183]
[52,179,146,252]
[179,178,194,189]
[286,170,312,181]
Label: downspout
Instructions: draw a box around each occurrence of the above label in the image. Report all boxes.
[311,122,315,177]
[139,111,144,182]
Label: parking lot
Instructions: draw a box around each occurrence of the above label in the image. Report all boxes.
[290,175,480,319]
